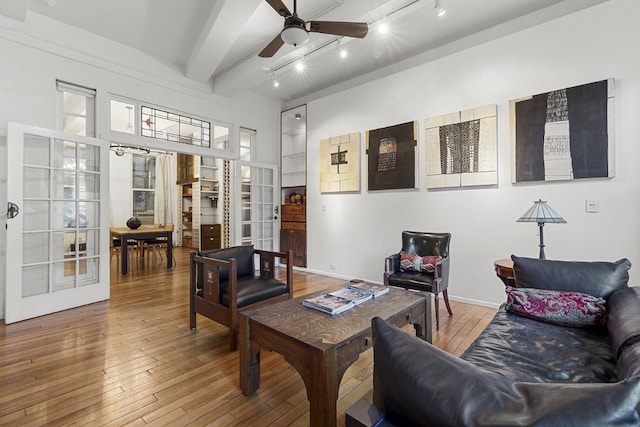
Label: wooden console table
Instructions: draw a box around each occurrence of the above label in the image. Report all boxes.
[239,286,431,427]
[494,258,514,286]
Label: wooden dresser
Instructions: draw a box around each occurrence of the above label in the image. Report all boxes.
[280,187,306,267]
[201,223,221,251]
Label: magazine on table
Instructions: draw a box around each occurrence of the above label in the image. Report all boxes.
[328,287,373,305]
[347,280,390,298]
[303,293,355,315]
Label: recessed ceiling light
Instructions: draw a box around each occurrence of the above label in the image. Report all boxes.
[435,0,446,17]
[377,22,389,34]
[295,59,305,72]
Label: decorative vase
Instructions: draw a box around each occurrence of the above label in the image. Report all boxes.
[126,217,142,230]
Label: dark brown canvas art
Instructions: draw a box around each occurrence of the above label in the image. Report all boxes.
[366,121,417,191]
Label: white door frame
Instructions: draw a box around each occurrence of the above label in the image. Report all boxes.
[5,122,110,323]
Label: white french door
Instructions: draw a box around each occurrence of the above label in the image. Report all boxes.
[237,162,278,251]
[5,123,110,324]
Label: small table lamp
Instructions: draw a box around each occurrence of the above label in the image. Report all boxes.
[516,199,566,259]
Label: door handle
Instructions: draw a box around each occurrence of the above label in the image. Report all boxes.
[6,202,19,219]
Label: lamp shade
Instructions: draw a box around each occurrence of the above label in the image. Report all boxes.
[281,25,309,47]
[517,199,566,224]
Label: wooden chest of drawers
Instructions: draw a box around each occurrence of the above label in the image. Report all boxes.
[201,223,221,251]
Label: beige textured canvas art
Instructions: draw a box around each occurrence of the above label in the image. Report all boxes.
[319,132,360,193]
[424,104,497,189]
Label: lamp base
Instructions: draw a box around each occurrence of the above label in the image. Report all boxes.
[538,222,545,259]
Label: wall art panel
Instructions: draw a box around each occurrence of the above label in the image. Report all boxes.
[319,132,360,193]
[366,121,417,191]
[510,79,614,183]
[424,104,497,189]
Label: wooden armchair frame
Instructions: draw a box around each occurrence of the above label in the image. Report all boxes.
[189,248,293,351]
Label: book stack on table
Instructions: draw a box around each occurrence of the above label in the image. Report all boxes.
[302,280,389,315]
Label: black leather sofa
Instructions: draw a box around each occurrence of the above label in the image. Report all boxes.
[346,256,640,426]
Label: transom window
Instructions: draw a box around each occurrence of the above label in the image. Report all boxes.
[141,106,211,147]
[57,80,96,137]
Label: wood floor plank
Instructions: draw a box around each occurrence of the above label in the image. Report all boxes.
[0,247,496,426]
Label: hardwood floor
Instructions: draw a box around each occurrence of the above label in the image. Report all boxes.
[0,247,496,426]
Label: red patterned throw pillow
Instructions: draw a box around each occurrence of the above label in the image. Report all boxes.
[505,286,607,327]
[399,252,442,273]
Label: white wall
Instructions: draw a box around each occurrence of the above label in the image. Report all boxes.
[304,0,640,308]
[0,26,281,320]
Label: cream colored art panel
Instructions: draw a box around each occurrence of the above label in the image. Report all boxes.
[319,132,360,193]
[424,104,498,189]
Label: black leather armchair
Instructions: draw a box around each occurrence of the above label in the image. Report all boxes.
[190,245,293,351]
[384,231,452,330]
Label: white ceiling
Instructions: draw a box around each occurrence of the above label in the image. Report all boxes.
[1,0,607,104]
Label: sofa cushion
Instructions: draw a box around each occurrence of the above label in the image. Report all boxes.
[461,309,616,383]
[372,316,640,427]
[399,251,442,273]
[220,276,288,308]
[505,286,607,327]
[608,287,640,360]
[199,245,255,282]
[511,255,631,298]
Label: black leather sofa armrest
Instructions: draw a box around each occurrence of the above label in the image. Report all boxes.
[345,400,393,427]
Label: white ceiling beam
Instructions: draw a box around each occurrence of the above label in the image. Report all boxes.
[186,0,263,82]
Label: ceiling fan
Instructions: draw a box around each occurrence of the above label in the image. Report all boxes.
[259,0,369,58]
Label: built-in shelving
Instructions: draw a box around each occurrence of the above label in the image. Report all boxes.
[177,155,223,250]
[280,105,307,267]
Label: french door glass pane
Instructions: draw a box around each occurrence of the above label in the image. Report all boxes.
[81,202,99,228]
[53,139,77,169]
[79,143,99,172]
[78,258,98,286]
[23,200,49,231]
[24,167,50,198]
[22,265,49,297]
[53,261,76,291]
[23,232,50,264]
[24,134,50,167]
[52,231,74,261]
[78,172,99,199]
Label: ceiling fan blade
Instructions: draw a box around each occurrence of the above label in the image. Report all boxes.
[259,33,285,58]
[309,21,368,38]
[265,0,291,17]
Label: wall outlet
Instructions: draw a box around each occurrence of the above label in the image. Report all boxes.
[330,264,337,271]
[585,199,599,213]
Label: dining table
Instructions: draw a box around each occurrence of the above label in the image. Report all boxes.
[110,225,174,275]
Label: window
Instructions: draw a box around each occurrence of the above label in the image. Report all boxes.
[240,127,255,161]
[110,99,136,134]
[141,106,211,147]
[132,155,156,225]
[56,80,96,137]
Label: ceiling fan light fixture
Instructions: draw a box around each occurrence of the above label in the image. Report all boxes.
[281,24,309,47]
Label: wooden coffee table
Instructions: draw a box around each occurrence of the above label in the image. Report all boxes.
[239,286,431,427]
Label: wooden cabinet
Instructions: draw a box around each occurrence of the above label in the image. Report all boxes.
[280,105,307,267]
[281,186,306,267]
[201,223,221,251]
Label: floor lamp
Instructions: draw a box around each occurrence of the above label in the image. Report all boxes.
[517,199,566,259]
